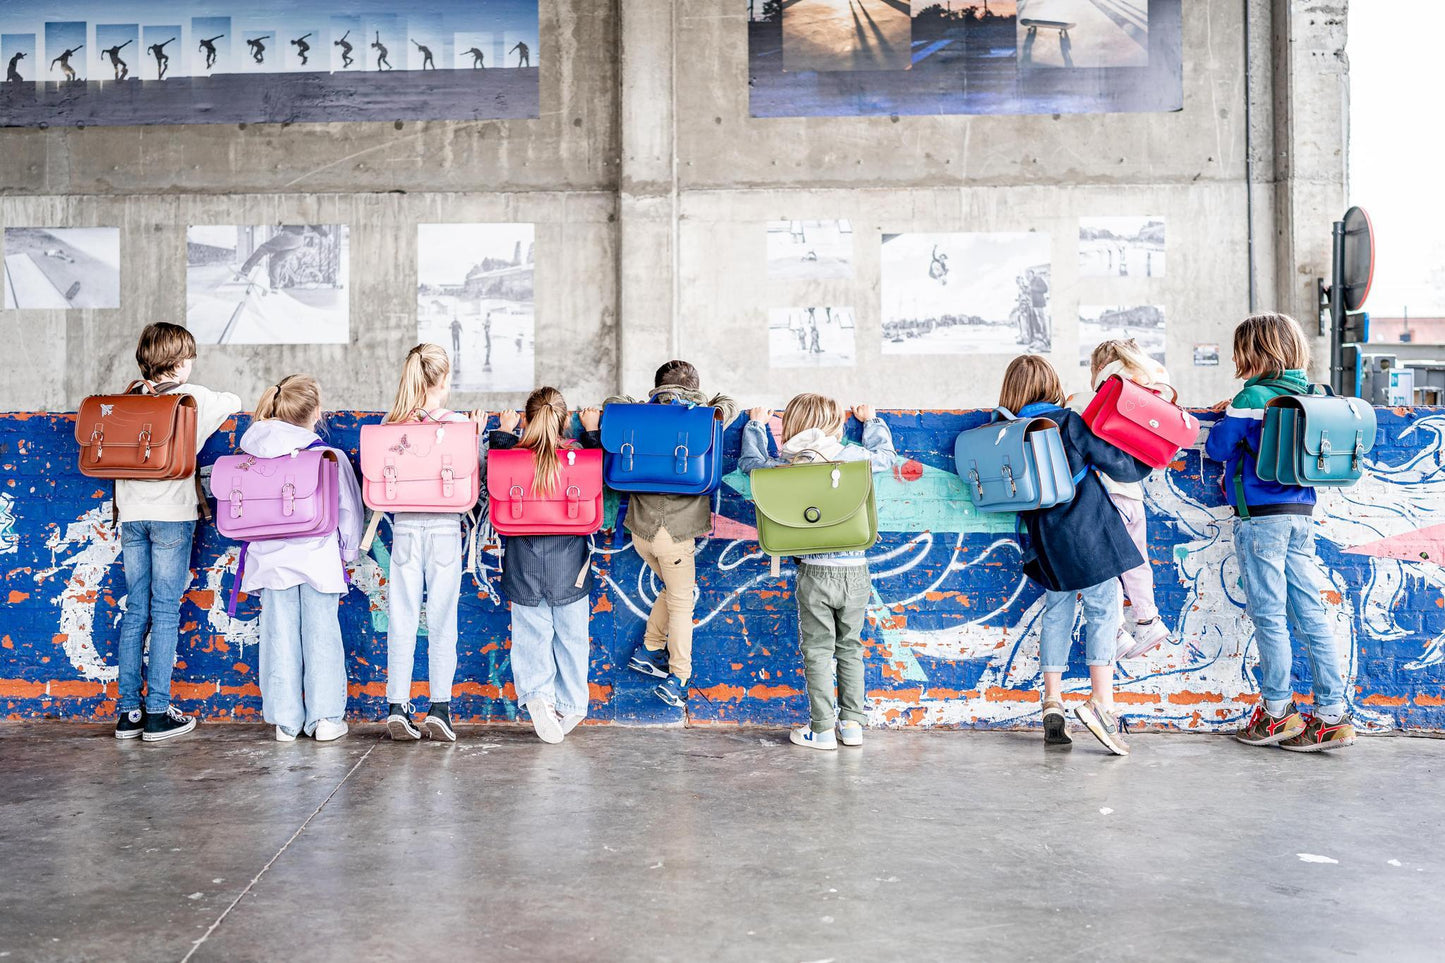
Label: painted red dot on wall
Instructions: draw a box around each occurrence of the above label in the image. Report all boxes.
[895,459,924,483]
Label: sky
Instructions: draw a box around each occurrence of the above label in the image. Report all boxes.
[0,2,537,77]
[1348,2,1445,318]
[417,224,536,286]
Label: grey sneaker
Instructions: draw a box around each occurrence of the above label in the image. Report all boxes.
[1075,699,1129,756]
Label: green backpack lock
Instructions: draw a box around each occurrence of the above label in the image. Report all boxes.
[751,459,878,570]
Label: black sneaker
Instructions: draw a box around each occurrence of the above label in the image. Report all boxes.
[114,708,146,740]
[387,703,421,741]
[423,702,456,743]
[141,705,197,743]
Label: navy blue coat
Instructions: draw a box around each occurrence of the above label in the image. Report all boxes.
[488,429,602,607]
[1016,404,1152,594]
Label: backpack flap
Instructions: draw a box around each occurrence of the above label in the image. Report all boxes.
[212,449,340,542]
[75,391,198,480]
[599,403,723,494]
[750,460,877,556]
[954,412,1062,512]
[1281,395,1377,486]
[1255,407,1284,483]
[486,446,604,536]
[359,421,480,512]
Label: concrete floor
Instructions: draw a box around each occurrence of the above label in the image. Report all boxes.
[2,725,1443,962]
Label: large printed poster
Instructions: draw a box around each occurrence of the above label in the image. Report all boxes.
[0,1,539,127]
[748,0,1181,118]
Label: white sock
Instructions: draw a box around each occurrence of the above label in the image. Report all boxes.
[1264,698,1291,717]
[1317,708,1345,725]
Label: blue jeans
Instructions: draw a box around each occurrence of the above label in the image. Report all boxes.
[1039,579,1120,674]
[386,516,463,705]
[510,596,591,717]
[117,520,196,714]
[1233,516,1345,715]
[259,585,348,737]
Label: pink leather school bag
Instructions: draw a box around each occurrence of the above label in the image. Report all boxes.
[359,417,480,513]
[487,445,604,536]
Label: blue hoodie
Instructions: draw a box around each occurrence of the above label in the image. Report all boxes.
[1203,370,1316,517]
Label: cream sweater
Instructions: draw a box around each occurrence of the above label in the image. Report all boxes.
[115,382,242,523]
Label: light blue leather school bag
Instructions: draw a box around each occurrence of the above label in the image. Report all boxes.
[953,407,1076,512]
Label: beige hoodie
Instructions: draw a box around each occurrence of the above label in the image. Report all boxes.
[115,382,243,523]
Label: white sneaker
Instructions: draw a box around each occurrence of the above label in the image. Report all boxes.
[1119,618,1171,659]
[526,699,565,744]
[836,721,863,747]
[313,720,348,742]
[789,725,838,750]
[275,726,297,742]
[559,712,585,735]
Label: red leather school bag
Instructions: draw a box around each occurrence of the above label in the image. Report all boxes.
[487,445,604,537]
[1082,375,1200,469]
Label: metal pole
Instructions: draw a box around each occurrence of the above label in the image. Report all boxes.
[1331,219,1346,393]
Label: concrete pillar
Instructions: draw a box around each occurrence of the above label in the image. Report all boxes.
[616,0,677,394]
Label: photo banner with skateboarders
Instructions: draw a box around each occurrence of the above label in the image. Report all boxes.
[881,232,1052,355]
[747,0,1181,118]
[185,225,349,345]
[3,227,120,309]
[417,223,535,394]
[0,0,538,127]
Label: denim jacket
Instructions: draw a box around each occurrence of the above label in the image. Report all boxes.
[736,416,897,566]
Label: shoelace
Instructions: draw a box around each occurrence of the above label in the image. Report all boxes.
[164,706,188,723]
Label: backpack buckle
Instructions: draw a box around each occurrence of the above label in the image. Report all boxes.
[967,468,984,500]
[674,445,689,474]
[281,482,296,517]
[509,485,525,519]
[621,442,635,472]
[229,488,244,518]
[1002,463,1017,497]
[440,457,455,497]
[566,484,582,519]
[383,463,398,500]
[90,426,104,460]
[1317,434,1332,473]
[138,427,152,462]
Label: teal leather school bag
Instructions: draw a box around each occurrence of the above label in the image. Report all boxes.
[1234,383,1377,517]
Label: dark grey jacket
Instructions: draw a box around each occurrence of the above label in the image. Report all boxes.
[487,429,602,607]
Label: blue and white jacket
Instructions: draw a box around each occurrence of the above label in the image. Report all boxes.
[1203,370,1316,517]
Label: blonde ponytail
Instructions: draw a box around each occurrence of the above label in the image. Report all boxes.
[519,386,568,496]
[385,343,451,424]
[255,375,322,429]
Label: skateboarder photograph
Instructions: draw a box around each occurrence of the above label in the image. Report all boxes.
[291,34,312,66]
[6,51,24,83]
[411,40,436,70]
[51,45,82,82]
[464,46,485,69]
[198,35,224,70]
[334,31,355,68]
[768,307,857,368]
[101,40,133,80]
[371,33,391,70]
[246,35,271,65]
[147,38,174,80]
[511,41,530,67]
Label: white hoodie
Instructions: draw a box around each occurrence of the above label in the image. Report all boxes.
[217,419,365,595]
[115,382,242,523]
[1067,358,1173,502]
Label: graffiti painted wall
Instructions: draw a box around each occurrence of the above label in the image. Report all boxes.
[3,409,1444,731]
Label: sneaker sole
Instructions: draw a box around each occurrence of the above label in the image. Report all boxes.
[529,719,564,744]
[837,732,863,747]
[1119,639,1166,660]
[655,692,687,709]
[1043,713,1072,746]
[141,719,197,743]
[424,718,457,743]
[387,717,421,741]
[1234,723,1306,747]
[114,729,143,740]
[1279,736,1356,753]
[1075,706,1128,756]
[312,729,348,743]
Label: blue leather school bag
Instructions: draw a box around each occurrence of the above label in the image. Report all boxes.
[599,402,724,494]
[1255,385,1376,487]
[953,407,1076,512]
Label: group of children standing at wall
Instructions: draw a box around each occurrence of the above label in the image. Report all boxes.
[109,312,1354,755]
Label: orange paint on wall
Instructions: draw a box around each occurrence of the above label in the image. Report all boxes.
[7,591,28,603]
[1413,693,1445,707]
[1360,694,1408,707]
[1166,690,1224,705]
[49,681,106,697]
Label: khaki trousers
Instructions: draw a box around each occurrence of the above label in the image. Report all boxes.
[632,527,697,683]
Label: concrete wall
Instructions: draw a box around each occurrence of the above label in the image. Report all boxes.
[0,1,1348,413]
[3,407,1443,731]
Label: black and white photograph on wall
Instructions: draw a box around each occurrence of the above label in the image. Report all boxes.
[1079,216,1165,277]
[768,307,856,368]
[1193,342,1220,366]
[1017,0,1149,70]
[417,223,535,393]
[185,225,349,344]
[2,227,120,309]
[1078,304,1166,369]
[881,232,1051,355]
[766,220,854,280]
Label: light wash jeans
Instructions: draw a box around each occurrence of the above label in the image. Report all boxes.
[117,519,196,714]
[1233,515,1345,714]
[1039,579,1121,674]
[386,516,463,706]
[510,596,591,718]
[259,585,347,737]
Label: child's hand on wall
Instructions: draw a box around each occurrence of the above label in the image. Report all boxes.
[1209,399,1231,412]
[578,407,601,431]
[852,404,876,422]
[748,406,771,423]
[498,409,522,433]
[468,409,488,426]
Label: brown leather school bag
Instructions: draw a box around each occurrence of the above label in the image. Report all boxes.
[75,381,198,481]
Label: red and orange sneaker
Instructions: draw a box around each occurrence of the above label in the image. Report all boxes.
[1279,714,1357,752]
[1233,703,1305,746]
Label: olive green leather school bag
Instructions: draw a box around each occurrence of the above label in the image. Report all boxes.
[751,459,878,573]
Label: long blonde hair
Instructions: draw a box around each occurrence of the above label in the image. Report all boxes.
[1233,312,1310,380]
[1090,338,1156,385]
[384,344,451,424]
[520,386,569,496]
[255,375,322,428]
[780,393,846,444]
[998,355,1064,414]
